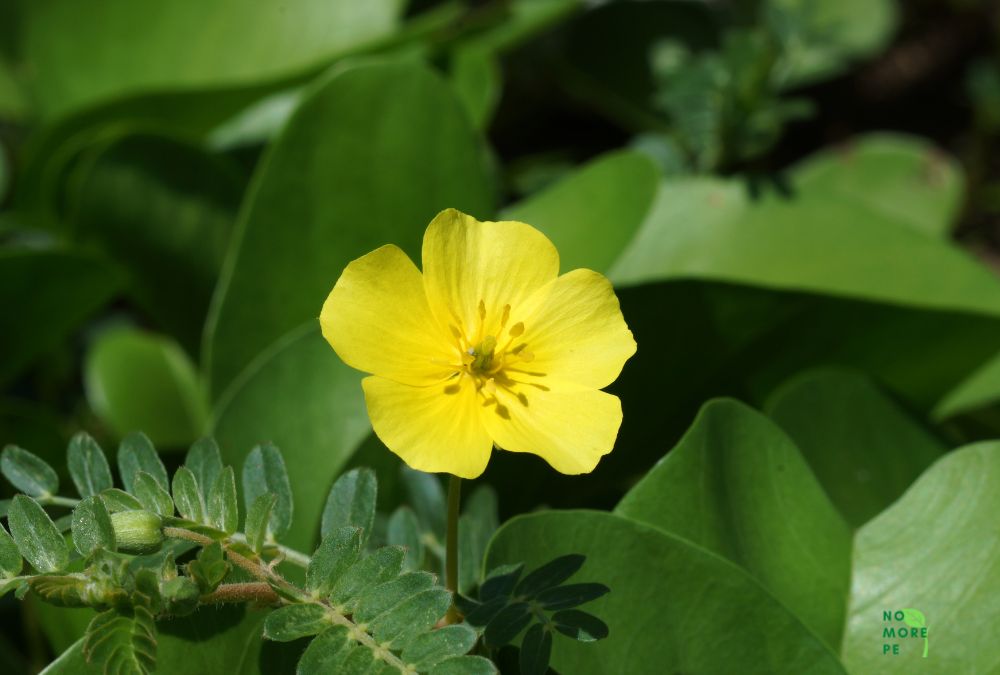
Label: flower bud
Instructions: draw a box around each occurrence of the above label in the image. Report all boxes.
[110,510,164,554]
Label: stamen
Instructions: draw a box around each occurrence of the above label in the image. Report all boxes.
[509,322,524,337]
[518,349,535,363]
[500,304,511,329]
[480,335,497,354]
[484,378,497,395]
[478,300,487,320]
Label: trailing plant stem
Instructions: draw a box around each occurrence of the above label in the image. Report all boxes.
[161,525,412,673]
[445,474,462,624]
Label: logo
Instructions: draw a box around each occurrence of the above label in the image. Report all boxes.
[882,608,928,657]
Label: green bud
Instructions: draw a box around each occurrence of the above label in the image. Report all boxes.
[110,510,164,554]
[161,576,200,616]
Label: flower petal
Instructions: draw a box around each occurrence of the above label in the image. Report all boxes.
[422,209,559,339]
[362,375,493,479]
[320,245,454,386]
[513,268,636,391]
[482,387,623,474]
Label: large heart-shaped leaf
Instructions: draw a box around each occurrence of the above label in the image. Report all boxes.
[486,510,847,675]
[16,0,404,119]
[841,442,1000,673]
[616,398,852,648]
[765,368,945,527]
[205,60,495,397]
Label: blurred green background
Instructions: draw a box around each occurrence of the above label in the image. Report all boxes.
[3,0,1000,673]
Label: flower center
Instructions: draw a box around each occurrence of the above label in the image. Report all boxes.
[443,300,537,404]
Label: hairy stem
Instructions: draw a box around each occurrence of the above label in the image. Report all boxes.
[445,474,462,624]
[201,582,280,606]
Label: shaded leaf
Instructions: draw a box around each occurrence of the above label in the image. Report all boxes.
[483,602,531,648]
[551,610,608,642]
[515,555,584,599]
[536,583,609,611]
[0,522,22,578]
[519,623,552,675]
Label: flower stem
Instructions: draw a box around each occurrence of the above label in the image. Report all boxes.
[445,474,462,624]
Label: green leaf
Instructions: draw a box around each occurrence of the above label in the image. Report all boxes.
[458,485,498,593]
[30,576,97,608]
[900,608,926,629]
[245,493,277,554]
[934,347,1000,420]
[185,438,223,507]
[503,150,660,273]
[765,368,945,527]
[69,133,241,352]
[132,472,174,517]
[19,0,404,119]
[449,47,501,131]
[429,655,498,675]
[607,136,1000,319]
[368,588,451,647]
[515,555,584,598]
[211,327,369,553]
[118,433,168,493]
[1,445,59,497]
[321,467,377,546]
[0,250,120,386]
[241,443,293,540]
[536,583,609,611]
[841,443,1000,673]
[0,522,22,578]
[791,135,961,237]
[187,542,229,594]
[615,398,852,647]
[400,624,477,670]
[400,467,446,541]
[329,546,405,613]
[84,328,209,448]
[355,572,436,625]
[100,488,143,513]
[8,494,69,573]
[82,607,157,675]
[207,467,238,534]
[483,603,531,648]
[171,467,204,523]
[387,506,425,572]
[307,527,363,598]
[71,495,116,556]
[66,433,113,499]
[551,610,608,642]
[205,61,495,396]
[486,511,846,675]
[262,604,329,642]
[768,0,898,87]
[479,564,524,602]
[519,623,552,675]
[296,625,351,674]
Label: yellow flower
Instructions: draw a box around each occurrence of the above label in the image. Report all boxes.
[320,209,636,479]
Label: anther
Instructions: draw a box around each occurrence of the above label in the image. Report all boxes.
[500,304,511,328]
[509,322,524,337]
[478,299,487,320]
